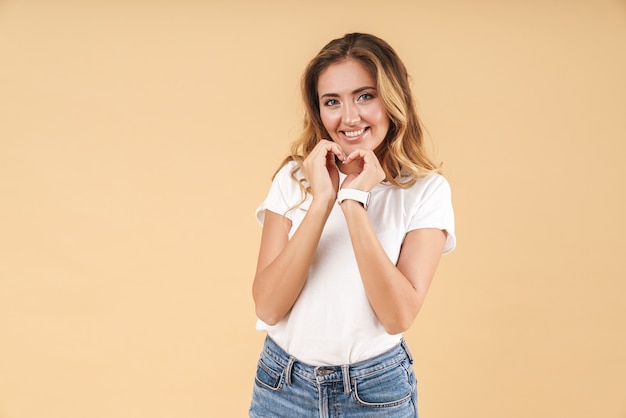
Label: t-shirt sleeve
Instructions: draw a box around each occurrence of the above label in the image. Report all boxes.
[255,162,302,226]
[408,175,456,254]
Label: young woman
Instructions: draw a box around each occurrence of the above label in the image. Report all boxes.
[249,33,456,417]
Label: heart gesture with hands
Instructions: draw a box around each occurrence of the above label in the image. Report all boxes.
[340,148,386,192]
[302,140,385,209]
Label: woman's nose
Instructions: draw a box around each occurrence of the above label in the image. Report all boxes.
[342,103,360,125]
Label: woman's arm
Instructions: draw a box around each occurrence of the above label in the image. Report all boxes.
[252,201,331,325]
[341,199,447,334]
[252,140,344,325]
[339,148,447,334]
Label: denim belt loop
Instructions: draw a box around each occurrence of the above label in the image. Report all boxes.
[341,364,351,395]
[401,338,414,364]
[285,356,296,385]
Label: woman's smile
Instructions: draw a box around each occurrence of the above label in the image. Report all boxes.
[342,127,368,139]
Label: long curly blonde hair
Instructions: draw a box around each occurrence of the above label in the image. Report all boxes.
[277,32,440,195]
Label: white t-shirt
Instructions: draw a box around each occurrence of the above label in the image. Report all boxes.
[255,161,456,366]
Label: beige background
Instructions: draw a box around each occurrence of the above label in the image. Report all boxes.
[1,0,625,417]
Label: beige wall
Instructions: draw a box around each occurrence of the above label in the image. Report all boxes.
[1,0,625,417]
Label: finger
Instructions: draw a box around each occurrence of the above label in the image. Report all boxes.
[343,149,369,164]
[317,139,346,162]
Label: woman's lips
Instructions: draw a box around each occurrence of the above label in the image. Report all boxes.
[341,127,368,140]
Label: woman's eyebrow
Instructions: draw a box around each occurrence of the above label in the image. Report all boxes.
[319,86,377,99]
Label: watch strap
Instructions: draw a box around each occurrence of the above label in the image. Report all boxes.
[337,188,370,210]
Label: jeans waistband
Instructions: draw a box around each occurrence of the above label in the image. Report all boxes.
[260,336,414,395]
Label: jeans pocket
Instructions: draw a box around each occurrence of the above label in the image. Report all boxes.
[353,361,414,408]
[254,354,285,391]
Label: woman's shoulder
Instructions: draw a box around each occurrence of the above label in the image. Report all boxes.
[274,159,302,180]
[270,159,306,198]
[394,171,450,192]
[417,172,450,189]
[381,172,452,208]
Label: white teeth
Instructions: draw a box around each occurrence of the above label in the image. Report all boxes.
[344,128,365,137]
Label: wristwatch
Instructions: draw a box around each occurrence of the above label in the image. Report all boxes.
[337,188,371,210]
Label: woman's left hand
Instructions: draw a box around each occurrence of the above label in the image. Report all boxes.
[340,149,385,191]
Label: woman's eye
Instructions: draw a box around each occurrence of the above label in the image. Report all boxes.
[358,93,374,101]
[324,99,339,106]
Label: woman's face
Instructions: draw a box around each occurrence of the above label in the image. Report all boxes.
[317,59,390,156]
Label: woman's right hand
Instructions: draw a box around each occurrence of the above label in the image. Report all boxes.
[302,140,345,207]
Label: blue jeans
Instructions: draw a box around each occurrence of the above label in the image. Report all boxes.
[249,336,418,417]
